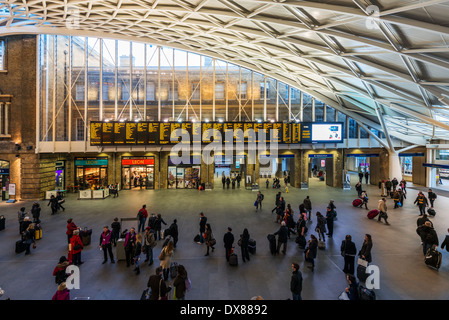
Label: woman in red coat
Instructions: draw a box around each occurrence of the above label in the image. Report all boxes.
[66,218,78,244]
[70,229,84,266]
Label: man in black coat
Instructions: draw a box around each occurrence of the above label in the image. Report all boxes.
[290,263,303,300]
[223,227,234,262]
[428,189,437,208]
[419,221,439,256]
[274,222,289,255]
[199,212,207,244]
[341,235,357,275]
[168,219,179,248]
[440,228,449,253]
[325,206,336,238]
[147,267,170,300]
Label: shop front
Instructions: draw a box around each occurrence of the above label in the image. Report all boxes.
[168,158,200,189]
[121,157,155,190]
[75,158,109,190]
[0,160,10,201]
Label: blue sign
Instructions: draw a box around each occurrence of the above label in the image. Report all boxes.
[75,159,108,166]
[423,163,449,169]
[399,153,424,157]
[346,153,379,158]
[308,154,333,158]
[0,168,9,175]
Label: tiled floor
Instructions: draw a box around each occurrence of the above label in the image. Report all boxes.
[1,177,449,300]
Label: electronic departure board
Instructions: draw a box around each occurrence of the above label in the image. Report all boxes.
[90,121,344,146]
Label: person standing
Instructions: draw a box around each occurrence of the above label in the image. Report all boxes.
[341,235,357,275]
[222,175,226,189]
[240,228,251,263]
[315,212,327,241]
[137,205,149,234]
[111,217,121,247]
[385,179,392,195]
[305,235,318,272]
[255,191,264,211]
[358,234,373,264]
[325,206,336,238]
[124,228,137,268]
[31,202,41,224]
[392,177,399,191]
[198,212,207,244]
[290,263,303,301]
[204,223,216,256]
[364,170,369,184]
[147,267,170,300]
[154,214,167,240]
[414,192,428,216]
[393,190,401,209]
[380,180,387,197]
[358,170,364,183]
[143,227,156,266]
[134,233,143,275]
[168,219,179,248]
[226,177,230,189]
[355,182,362,197]
[99,226,115,264]
[440,228,449,252]
[428,189,437,208]
[173,265,189,300]
[66,218,78,244]
[266,179,269,189]
[344,274,359,300]
[377,198,389,225]
[303,196,312,220]
[70,229,84,266]
[274,221,288,255]
[159,240,174,281]
[17,207,27,235]
[223,227,234,262]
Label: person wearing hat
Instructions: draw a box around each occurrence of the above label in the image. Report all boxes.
[53,256,70,284]
[52,282,70,300]
[143,226,156,266]
[99,226,115,264]
[223,227,234,262]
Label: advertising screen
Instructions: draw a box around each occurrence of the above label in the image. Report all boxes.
[311,123,343,143]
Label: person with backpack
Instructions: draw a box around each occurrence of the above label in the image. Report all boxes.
[315,212,327,242]
[99,226,115,264]
[419,221,439,256]
[341,235,357,275]
[414,192,428,216]
[143,227,156,266]
[137,205,148,234]
[255,191,264,211]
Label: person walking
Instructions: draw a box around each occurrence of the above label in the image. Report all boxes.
[315,212,327,241]
[223,227,234,262]
[428,189,437,208]
[414,192,429,216]
[147,267,171,300]
[290,263,303,300]
[137,205,148,234]
[255,191,264,211]
[377,198,389,225]
[204,223,216,256]
[70,229,84,266]
[111,217,121,247]
[358,234,373,264]
[303,196,312,220]
[154,214,167,241]
[364,170,369,184]
[440,228,449,253]
[159,239,174,281]
[239,228,251,263]
[99,226,115,264]
[419,221,439,256]
[56,192,65,212]
[355,182,362,197]
[133,233,143,275]
[66,218,78,244]
[274,221,288,255]
[124,228,137,268]
[48,195,59,215]
[143,227,156,266]
[341,235,357,275]
[393,189,401,208]
[285,205,296,239]
[305,235,318,272]
[359,191,369,210]
[173,265,189,300]
[31,202,41,224]
[222,176,226,189]
[198,212,207,244]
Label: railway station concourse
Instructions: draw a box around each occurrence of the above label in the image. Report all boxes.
[1,0,449,305]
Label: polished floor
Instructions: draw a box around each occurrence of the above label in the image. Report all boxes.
[1,176,449,300]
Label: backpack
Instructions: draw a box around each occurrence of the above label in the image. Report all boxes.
[137,209,144,219]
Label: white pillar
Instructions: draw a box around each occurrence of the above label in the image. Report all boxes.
[388,150,402,182]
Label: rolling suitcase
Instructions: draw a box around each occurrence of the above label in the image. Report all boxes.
[170,262,179,278]
[267,234,276,255]
[367,209,379,219]
[34,225,42,240]
[352,199,363,207]
[248,239,256,254]
[318,240,326,250]
[229,253,238,266]
[425,247,442,270]
[0,215,5,231]
[15,240,26,254]
[427,208,436,217]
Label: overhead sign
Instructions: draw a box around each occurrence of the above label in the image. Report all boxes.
[121,159,155,166]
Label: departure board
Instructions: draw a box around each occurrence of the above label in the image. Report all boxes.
[89,121,344,145]
[90,122,102,145]
[102,122,114,145]
[114,122,126,145]
[136,122,148,145]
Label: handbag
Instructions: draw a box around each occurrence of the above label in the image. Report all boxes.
[208,238,216,246]
[358,257,368,268]
[254,200,258,207]
[237,238,242,246]
[158,248,166,261]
